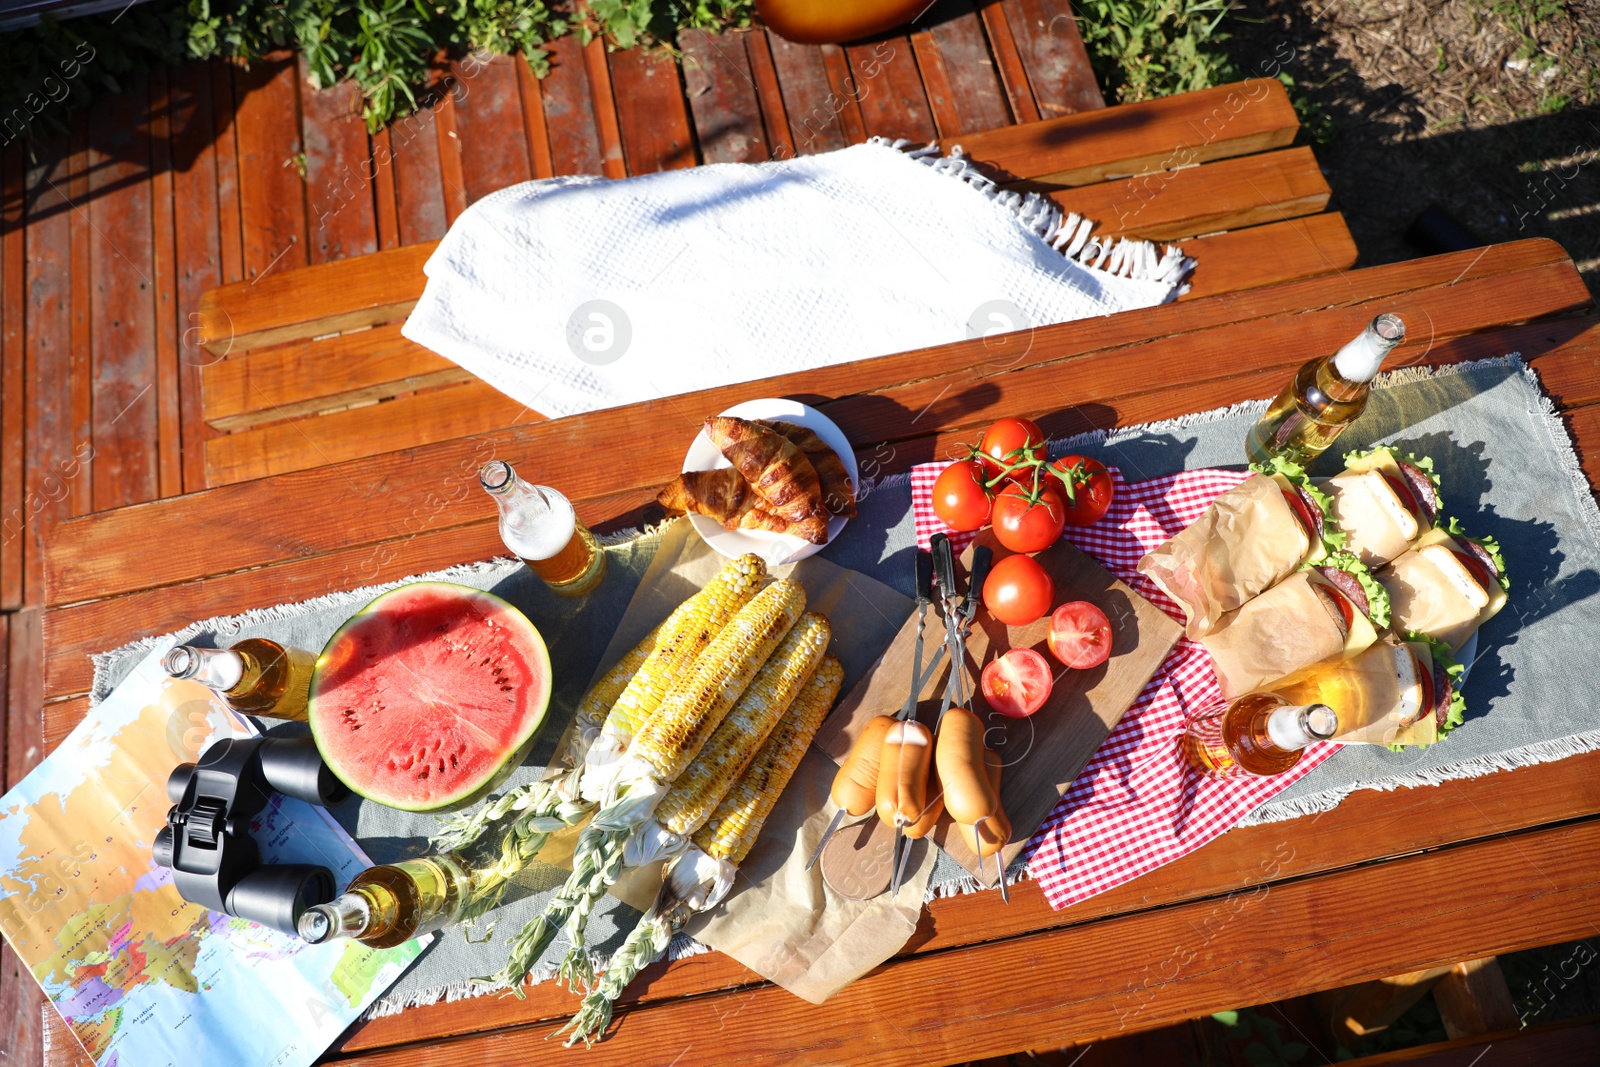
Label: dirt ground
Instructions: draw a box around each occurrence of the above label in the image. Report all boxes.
[1223,0,1600,295]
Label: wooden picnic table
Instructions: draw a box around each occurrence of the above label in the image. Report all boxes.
[33,235,1600,1065]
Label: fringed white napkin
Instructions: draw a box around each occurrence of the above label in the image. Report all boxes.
[403,139,1192,418]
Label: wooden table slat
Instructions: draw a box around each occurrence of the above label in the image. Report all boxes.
[540,36,607,178]
[299,56,381,264]
[845,34,938,143]
[681,28,771,164]
[232,55,310,280]
[609,47,697,174]
[1000,0,1106,116]
[448,54,534,208]
[86,74,161,512]
[922,0,1013,136]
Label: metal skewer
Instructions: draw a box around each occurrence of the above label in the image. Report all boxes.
[889,549,937,895]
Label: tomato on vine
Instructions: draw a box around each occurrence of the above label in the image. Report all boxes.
[978,417,1045,482]
[932,458,993,531]
[1048,455,1115,527]
[990,482,1066,553]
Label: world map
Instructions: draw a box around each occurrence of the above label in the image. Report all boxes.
[0,643,425,1067]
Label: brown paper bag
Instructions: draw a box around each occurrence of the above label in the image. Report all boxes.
[595,519,928,1004]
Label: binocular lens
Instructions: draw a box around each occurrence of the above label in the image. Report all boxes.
[225,865,336,936]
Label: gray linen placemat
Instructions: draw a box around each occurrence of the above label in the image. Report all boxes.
[91,354,1600,1014]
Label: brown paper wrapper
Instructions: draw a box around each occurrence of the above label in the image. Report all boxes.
[1137,473,1309,638]
[1380,534,1486,653]
[588,519,927,1004]
[1200,572,1346,699]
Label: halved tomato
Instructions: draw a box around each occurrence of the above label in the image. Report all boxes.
[1383,471,1420,517]
[1047,601,1113,669]
[1452,549,1495,594]
[980,648,1054,718]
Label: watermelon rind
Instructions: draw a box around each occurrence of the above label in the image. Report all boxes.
[308,581,552,813]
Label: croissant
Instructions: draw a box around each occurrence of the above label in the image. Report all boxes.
[759,420,857,519]
[704,416,826,526]
[656,468,829,544]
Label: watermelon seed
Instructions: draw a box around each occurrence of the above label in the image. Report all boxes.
[418,766,430,780]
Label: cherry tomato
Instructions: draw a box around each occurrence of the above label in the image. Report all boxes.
[990,483,1066,554]
[982,554,1055,625]
[981,648,1054,718]
[1048,456,1115,527]
[1047,601,1113,669]
[979,417,1045,481]
[932,459,992,531]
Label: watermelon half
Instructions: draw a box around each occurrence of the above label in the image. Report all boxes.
[308,581,552,812]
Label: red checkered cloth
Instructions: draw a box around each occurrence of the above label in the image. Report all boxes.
[909,461,1337,910]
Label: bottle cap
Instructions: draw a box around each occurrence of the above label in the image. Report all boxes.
[1332,314,1406,383]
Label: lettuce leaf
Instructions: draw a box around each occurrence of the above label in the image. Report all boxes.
[1443,516,1511,590]
[1387,631,1467,750]
[1250,456,1348,554]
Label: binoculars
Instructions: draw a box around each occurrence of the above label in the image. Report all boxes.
[153,736,348,936]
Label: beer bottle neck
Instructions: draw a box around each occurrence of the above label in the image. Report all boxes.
[297,891,373,944]
[1265,703,1338,752]
[1330,313,1406,383]
[163,645,246,694]
[479,460,578,562]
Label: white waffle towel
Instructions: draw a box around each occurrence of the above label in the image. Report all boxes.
[402,139,1192,419]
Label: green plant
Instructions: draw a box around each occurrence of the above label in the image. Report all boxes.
[1072,0,1239,103]
[0,0,750,141]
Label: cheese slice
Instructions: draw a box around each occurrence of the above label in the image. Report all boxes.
[1200,572,1347,699]
[1381,533,1491,652]
[1138,473,1311,639]
[1323,468,1419,567]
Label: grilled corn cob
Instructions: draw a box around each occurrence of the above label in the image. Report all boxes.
[654,613,831,838]
[695,653,844,863]
[626,579,807,782]
[484,580,805,994]
[556,613,830,989]
[601,554,767,743]
[556,654,845,1046]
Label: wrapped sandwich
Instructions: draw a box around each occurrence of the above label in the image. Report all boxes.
[1199,551,1387,699]
[1139,458,1341,638]
[1319,447,1442,567]
[1271,632,1464,748]
[1378,518,1508,653]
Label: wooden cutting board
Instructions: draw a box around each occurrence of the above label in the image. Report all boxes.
[814,530,1183,886]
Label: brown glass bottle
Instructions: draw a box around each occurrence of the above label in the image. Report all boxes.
[1245,314,1406,467]
[1182,693,1338,779]
[296,855,472,948]
[163,638,314,720]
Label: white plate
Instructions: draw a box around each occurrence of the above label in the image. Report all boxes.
[682,398,857,566]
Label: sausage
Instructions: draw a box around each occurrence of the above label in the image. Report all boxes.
[875,720,933,827]
[936,707,999,824]
[959,749,1009,858]
[832,715,894,816]
[969,808,1011,859]
[903,763,944,839]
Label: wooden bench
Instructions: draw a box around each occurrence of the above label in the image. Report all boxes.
[193,71,1353,487]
